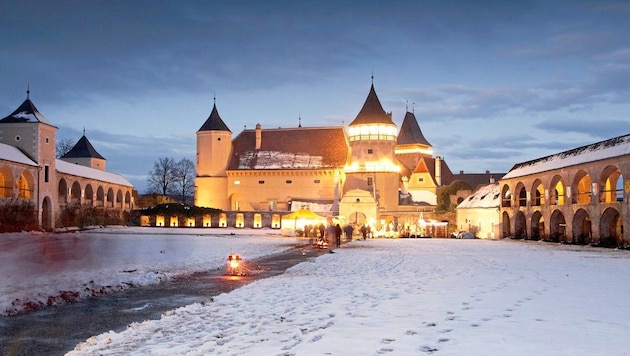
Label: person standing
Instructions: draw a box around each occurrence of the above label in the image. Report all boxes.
[335,224,342,247]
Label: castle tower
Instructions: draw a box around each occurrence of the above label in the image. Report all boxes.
[0,91,57,229]
[60,134,106,171]
[194,100,232,210]
[343,83,399,216]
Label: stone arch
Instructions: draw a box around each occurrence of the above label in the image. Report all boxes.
[58,178,68,205]
[530,211,544,241]
[515,182,527,208]
[514,211,527,239]
[125,191,131,209]
[572,170,592,204]
[85,184,94,206]
[599,165,623,203]
[599,207,622,247]
[0,165,13,197]
[41,196,52,231]
[96,186,105,207]
[502,211,511,238]
[18,170,34,199]
[549,210,566,242]
[531,179,545,207]
[549,175,565,206]
[106,187,114,208]
[116,189,123,209]
[501,184,511,208]
[70,181,81,204]
[572,208,591,245]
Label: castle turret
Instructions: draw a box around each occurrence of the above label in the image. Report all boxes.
[195,100,232,209]
[60,134,106,171]
[343,83,399,215]
[0,91,57,229]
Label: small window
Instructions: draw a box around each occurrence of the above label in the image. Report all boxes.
[418,178,424,182]
[286,180,293,184]
[234,180,241,185]
[45,137,49,144]
[367,177,373,186]
[15,135,21,141]
[314,179,321,184]
[367,149,373,154]
[258,180,265,184]
[44,165,50,183]
[217,137,221,141]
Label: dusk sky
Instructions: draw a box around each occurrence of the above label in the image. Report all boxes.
[2,1,629,193]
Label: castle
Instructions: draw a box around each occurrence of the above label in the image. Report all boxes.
[194,83,477,234]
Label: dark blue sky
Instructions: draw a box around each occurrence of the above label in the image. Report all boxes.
[2,1,629,192]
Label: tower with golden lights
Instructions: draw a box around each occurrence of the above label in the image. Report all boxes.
[194,100,232,210]
[341,84,400,222]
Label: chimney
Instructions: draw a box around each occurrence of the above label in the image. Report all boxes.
[435,156,442,186]
[255,123,262,149]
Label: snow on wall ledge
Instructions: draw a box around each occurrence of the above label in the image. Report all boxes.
[503,134,630,180]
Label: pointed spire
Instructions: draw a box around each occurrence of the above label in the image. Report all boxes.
[397,111,432,147]
[349,83,395,126]
[198,96,231,132]
[61,135,105,160]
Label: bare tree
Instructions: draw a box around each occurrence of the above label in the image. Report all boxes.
[172,158,195,204]
[56,138,75,158]
[147,157,176,196]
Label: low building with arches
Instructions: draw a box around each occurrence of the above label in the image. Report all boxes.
[499,134,630,247]
[0,92,134,230]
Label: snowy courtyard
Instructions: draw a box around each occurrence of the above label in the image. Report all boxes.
[3,228,630,355]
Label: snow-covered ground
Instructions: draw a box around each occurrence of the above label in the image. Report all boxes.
[0,226,301,316]
[61,234,630,355]
[3,227,630,355]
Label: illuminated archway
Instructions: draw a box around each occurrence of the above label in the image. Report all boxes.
[501,184,511,208]
[18,171,34,199]
[549,175,565,206]
[0,166,14,197]
[531,179,545,206]
[599,165,623,203]
[573,170,592,204]
[515,183,527,208]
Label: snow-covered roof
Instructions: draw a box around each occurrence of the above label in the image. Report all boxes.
[0,98,52,125]
[229,126,348,170]
[456,183,500,209]
[56,159,132,187]
[0,142,37,166]
[503,134,630,180]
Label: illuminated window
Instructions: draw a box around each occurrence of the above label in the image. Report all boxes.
[234,180,240,185]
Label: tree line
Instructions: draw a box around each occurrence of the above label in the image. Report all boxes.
[147,157,195,204]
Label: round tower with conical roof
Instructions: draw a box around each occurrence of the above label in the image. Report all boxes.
[343,83,400,215]
[195,100,232,210]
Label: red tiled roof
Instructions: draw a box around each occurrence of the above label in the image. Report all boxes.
[228,126,349,170]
